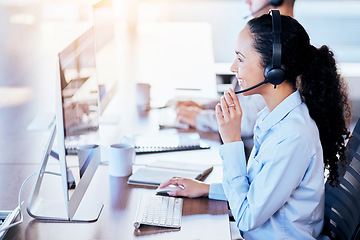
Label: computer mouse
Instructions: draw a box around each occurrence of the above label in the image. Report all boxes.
[156,185,184,196]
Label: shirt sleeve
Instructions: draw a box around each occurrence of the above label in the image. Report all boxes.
[209,183,227,201]
[220,133,313,231]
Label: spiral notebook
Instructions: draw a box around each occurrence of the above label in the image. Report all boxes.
[134,132,210,154]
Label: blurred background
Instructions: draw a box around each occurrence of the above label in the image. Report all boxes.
[1,0,359,61]
[0,0,359,126]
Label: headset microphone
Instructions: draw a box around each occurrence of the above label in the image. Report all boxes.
[234,79,268,94]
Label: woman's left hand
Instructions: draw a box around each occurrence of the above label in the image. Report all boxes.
[215,88,243,144]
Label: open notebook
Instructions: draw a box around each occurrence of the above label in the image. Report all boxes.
[128,160,213,186]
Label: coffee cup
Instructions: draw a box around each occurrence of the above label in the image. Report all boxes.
[108,143,135,177]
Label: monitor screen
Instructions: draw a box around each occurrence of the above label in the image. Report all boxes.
[59,27,100,139]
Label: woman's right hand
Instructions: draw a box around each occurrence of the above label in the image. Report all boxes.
[215,89,243,144]
[159,177,210,198]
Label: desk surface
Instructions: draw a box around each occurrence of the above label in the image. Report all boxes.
[0,13,231,239]
[0,121,229,240]
[0,164,230,240]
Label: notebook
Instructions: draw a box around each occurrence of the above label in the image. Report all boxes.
[128,160,213,187]
[134,132,210,154]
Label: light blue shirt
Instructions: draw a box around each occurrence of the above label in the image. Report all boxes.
[209,90,325,239]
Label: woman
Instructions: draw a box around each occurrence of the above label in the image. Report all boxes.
[159,12,351,239]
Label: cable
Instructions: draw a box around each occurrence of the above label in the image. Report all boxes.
[0,171,61,232]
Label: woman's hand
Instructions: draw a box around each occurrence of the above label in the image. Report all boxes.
[215,89,243,144]
[175,105,203,128]
[159,177,210,198]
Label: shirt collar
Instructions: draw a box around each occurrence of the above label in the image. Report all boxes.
[256,90,302,132]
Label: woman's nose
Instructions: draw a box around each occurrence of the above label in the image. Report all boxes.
[230,60,238,73]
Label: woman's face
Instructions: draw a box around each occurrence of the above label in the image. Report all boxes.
[230,26,265,95]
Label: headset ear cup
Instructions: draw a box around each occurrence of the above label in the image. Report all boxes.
[264,65,285,86]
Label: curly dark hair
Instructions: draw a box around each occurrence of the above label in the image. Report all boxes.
[247,14,351,187]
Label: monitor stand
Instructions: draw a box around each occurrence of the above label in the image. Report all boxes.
[27,198,103,222]
[27,126,103,222]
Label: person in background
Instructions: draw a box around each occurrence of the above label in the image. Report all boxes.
[160,11,351,239]
[175,0,296,149]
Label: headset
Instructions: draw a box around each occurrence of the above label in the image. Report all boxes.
[264,9,285,87]
[235,9,285,94]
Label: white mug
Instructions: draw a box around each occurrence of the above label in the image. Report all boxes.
[108,143,135,177]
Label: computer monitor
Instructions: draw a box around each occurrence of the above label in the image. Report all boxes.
[27,27,103,222]
[92,0,119,115]
[58,27,101,151]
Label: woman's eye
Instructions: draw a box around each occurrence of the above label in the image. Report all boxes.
[238,58,243,62]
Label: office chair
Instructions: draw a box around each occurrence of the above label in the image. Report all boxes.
[322,118,360,240]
